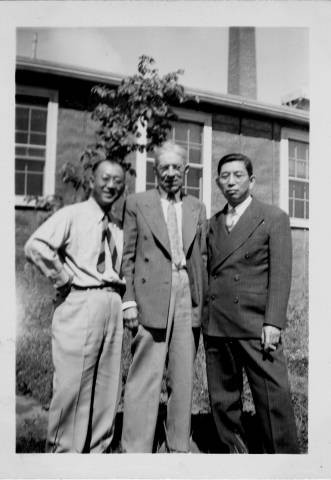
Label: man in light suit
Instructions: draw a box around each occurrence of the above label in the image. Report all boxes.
[121,141,207,453]
[204,153,299,453]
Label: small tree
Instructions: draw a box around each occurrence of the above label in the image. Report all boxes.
[61,55,193,195]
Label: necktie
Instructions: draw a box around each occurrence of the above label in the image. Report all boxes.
[97,213,120,274]
[166,197,183,269]
[225,206,237,232]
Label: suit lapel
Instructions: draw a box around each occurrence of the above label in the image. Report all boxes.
[138,189,171,256]
[210,198,264,273]
[182,195,199,256]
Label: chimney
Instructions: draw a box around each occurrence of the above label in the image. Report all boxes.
[228,27,257,99]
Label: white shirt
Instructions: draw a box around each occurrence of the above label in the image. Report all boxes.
[25,196,125,290]
[159,190,186,267]
[226,195,252,229]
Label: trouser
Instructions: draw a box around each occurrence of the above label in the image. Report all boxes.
[46,289,123,453]
[205,336,300,453]
[121,269,199,453]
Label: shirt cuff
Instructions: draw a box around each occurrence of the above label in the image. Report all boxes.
[122,300,137,311]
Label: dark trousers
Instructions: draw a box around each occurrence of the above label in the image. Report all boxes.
[205,336,300,453]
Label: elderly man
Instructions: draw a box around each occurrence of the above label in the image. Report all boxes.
[120,141,207,453]
[204,153,299,453]
[25,159,126,453]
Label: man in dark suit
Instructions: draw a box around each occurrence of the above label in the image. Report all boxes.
[204,153,299,453]
[120,141,207,452]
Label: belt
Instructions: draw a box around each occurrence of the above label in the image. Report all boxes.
[71,283,124,296]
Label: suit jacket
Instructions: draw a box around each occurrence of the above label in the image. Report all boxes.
[121,189,208,329]
[203,197,292,338]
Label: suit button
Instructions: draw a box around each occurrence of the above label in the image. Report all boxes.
[141,278,146,284]
[244,253,250,259]
[144,258,149,262]
[213,274,218,280]
[234,274,240,281]
[210,295,215,301]
[233,296,239,304]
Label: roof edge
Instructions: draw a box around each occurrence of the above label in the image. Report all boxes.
[16,56,309,126]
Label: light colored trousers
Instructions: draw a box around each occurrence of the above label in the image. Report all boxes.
[122,269,198,453]
[46,289,123,453]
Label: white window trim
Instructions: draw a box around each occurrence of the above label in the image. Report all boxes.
[280,127,309,229]
[135,108,212,217]
[15,86,58,207]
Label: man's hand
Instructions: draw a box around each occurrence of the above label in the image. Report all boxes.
[123,306,139,331]
[261,325,281,353]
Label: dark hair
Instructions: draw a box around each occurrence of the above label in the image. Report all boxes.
[217,153,253,177]
[92,158,126,174]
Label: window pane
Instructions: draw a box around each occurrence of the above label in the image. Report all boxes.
[289,159,295,177]
[289,180,305,199]
[26,173,43,196]
[146,182,155,191]
[15,172,25,195]
[27,147,46,158]
[294,200,304,219]
[15,146,28,156]
[187,167,202,188]
[189,147,202,164]
[16,158,44,172]
[30,109,47,132]
[30,133,47,145]
[186,187,200,199]
[289,198,294,217]
[173,123,188,142]
[16,131,28,144]
[146,161,155,184]
[16,106,29,130]
[297,142,308,160]
[289,141,296,158]
[188,123,202,143]
[296,160,307,179]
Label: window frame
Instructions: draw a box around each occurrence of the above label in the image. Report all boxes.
[279,127,309,229]
[135,108,212,217]
[15,86,58,207]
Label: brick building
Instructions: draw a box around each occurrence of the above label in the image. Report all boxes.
[15,55,309,303]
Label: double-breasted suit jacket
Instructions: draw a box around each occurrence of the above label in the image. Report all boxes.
[121,188,207,329]
[203,197,292,338]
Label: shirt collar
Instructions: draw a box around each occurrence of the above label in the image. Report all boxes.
[158,187,182,203]
[227,195,252,215]
[87,196,107,223]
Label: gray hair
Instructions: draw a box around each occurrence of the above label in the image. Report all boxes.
[154,140,187,167]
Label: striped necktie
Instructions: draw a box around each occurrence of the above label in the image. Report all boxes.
[225,206,237,232]
[166,195,183,268]
[97,213,120,274]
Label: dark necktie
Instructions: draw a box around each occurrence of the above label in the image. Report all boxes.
[166,195,183,268]
[97,213,120,274]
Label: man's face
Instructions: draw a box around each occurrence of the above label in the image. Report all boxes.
[154,151,188,195]
[90,161,125,209]
[216,160,255,206]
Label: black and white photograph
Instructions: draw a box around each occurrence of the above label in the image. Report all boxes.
[1,1,331,478]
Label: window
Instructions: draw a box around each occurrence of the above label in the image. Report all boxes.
[15,87,58,206]
[146,121,203,199]
[136,109,212,216]
[288,140,309,220]
[280,128,309,228]
[15,96,48,196]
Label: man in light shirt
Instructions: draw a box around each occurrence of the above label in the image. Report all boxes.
[25,159,126,453]
[204,153,299,453]
[120,141,207,452]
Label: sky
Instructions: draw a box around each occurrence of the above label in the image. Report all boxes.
[17,27,308,106]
